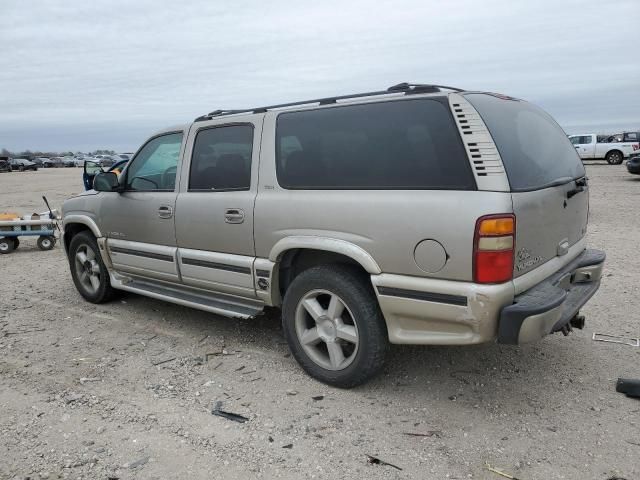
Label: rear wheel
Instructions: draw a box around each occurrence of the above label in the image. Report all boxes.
[18,165,24,172]
[606,150,623,165]
[282,265,388,388]
[68,231,115,303]
[37,235,55,251]
[0,237,16,254]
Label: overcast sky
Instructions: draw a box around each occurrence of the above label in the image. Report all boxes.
[1,0,638,152]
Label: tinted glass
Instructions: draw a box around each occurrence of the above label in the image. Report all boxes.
[275,99,474,190]
[125,133,183,191]
[189,125,253,191]
[580,135,593,144]
[624,132,639,142]
[466,94,585,191]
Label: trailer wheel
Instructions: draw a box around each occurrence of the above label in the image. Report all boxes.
[13,237,20,249]
[37,235,55,251]
[0,237,15,254]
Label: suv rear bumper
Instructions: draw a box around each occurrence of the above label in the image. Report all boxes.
[371,247,604,345]
[497,249,605,344]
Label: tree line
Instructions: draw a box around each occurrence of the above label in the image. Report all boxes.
[1,148,116,158]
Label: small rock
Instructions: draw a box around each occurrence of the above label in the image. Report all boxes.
[64,393,84,404]
[127,456,150,469]
[286,390,298,396]
[97,426,106,434]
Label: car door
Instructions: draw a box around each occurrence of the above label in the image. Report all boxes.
[175,115,264,298]
[580,135,596,158]
[99,130,185,283]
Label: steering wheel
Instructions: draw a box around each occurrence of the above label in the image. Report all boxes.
[161,165,177,189]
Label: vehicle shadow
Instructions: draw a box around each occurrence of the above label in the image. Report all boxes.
[115,290,597,411]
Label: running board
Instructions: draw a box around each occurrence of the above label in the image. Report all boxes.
[110,275,264,319]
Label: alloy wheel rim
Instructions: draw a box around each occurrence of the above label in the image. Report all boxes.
[294,289,359,371]
[74,244,101,294]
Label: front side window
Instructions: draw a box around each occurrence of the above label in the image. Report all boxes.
[189,124,253,191]
[125,132,183,191]
[275,99,475,190]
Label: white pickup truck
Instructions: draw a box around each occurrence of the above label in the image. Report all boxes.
[569,132,640,164]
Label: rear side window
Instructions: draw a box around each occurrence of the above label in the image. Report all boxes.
[465,93,585,191]
[189,125,253,191]
[275,99,475,190]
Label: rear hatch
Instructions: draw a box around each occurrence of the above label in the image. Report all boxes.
[465,93,588,278]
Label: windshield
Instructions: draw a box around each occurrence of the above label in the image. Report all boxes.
[465,93,585,191]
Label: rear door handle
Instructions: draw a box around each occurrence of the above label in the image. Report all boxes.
[224,208,245,224]
[158,205,173,219]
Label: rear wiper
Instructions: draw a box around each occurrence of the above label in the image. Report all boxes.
[567,177,588,199]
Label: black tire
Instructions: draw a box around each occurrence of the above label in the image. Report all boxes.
[0,237,15,254]
[606,150,623,165]
[68,231,115,303]
[13,237,19,249]
[37,235,55,251]
[282,265,388,388]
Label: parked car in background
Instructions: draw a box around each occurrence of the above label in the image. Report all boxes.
[0,157,11,172]
[9,157,38,171]
[47,157,65,168]
[63,157,76,167]
[627,152,640,175]
[569,132,640,164]
[63,83,605,387]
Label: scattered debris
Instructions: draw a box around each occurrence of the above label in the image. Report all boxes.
[485,462,521,479]
[79,377,100,384]
[240,370,257,375]
[213,361,223,370]
[151,356,176,366]
[3,327,46,336]
[286,389,298,396]
[211,401,249,423]
[124,456,150,469]
[616,378,640,399]
[365,454,402,471]
[282,443,293,449]
[625,440,640,447]
[402,430,442,438]
[592,333,639,347]
[235,365,245,371]
[311,395,324,401]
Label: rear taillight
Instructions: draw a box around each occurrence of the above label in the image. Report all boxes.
[473,214,515,284]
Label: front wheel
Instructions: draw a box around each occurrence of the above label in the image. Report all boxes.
[68,231,115,303]
[606,151,623,165]
[282,265,388,388]
[0,237,15,254]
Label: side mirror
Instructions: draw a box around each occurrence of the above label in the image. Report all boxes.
[94,172,121,192]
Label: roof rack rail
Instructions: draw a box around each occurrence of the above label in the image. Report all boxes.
[195,82,465,121]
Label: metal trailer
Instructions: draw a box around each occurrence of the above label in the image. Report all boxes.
[0,209,58,254]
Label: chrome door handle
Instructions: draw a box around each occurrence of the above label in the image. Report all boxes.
[224,208,245,224]
[158,205,173,219]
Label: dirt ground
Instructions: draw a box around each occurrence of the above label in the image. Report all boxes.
[0,165,638,480]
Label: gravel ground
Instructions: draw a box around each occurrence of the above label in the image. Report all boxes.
[0,165,638,480]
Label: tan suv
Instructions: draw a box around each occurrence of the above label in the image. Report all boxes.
[61,83,605,387]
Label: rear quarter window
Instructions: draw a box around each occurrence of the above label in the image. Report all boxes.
[465,93,585,191]
[275,98,475,190]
